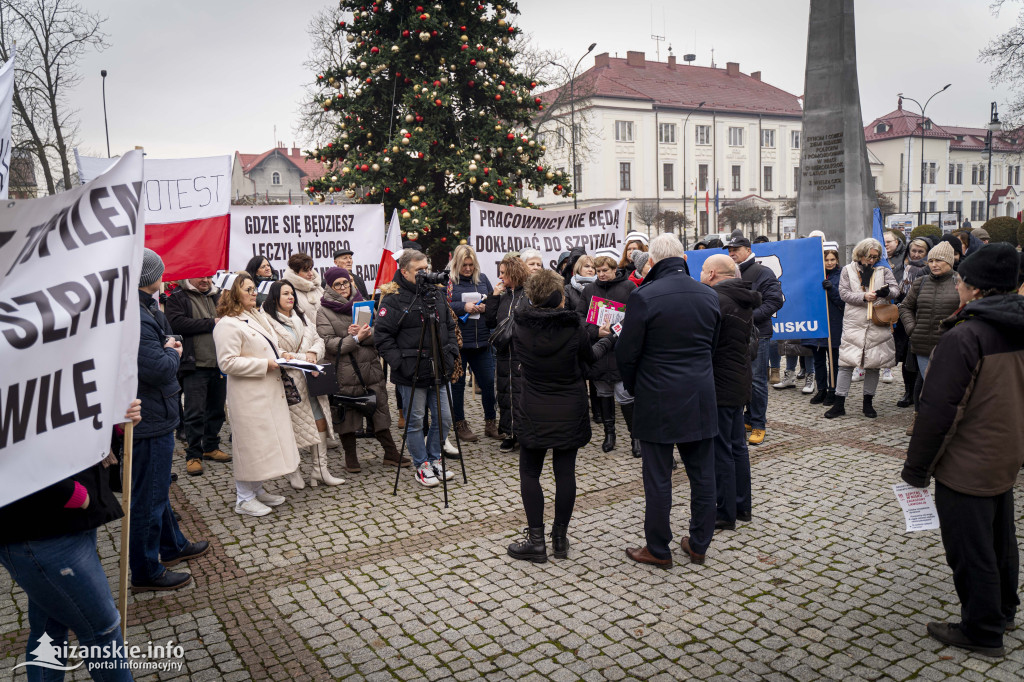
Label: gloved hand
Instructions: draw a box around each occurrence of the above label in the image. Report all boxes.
[822,279,833,290]
[874,285,890,299]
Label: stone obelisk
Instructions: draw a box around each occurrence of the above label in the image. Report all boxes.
[797,0,878,258]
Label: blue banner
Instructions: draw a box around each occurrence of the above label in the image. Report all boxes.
[683,238,829,340]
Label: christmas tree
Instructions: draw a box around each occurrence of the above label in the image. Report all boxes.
[305,1,571,259]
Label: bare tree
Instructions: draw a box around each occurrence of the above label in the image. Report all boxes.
[0,0,107,194]
[632,199,660,237]
[294,5,348,148]
[657,209,691,234]
[982,1,1024,123]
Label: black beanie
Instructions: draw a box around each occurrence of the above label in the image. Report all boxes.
[940,234,963,257]
[957,243,1020,292]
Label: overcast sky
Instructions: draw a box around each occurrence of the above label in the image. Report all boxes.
[69,0,1015,160]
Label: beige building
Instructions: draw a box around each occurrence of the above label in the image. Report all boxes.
[231,145,326,204]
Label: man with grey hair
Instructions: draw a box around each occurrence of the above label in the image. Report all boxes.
[617,234,722,567]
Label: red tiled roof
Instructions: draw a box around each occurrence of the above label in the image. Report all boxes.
[236,147,326,184]
[540,53,802,117]
[864,101,1024,152]
[989,186,1017,204]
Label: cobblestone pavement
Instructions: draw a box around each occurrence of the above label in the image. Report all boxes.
[3,376,1023,680]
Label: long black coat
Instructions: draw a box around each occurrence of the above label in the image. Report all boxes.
[805,265,844,350]
[513,307,614,449]
[617,257,721,444]
[739,257,784,337]
[711,279,760,407]
[579,272,636,383]
[485,286,529,436]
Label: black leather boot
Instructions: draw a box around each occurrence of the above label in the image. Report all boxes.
[823,388,836,406]
[507,526,547,563]
[896,391,913,408]
[550,523,569,559]
[863,395,877,418]
[601,397,616,452]
[809,389,827,405]
[589,383,600,423]
[619,403,641,457]
[824,396,846,419]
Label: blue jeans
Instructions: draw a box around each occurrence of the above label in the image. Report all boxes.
[714,405,751,524]
[916,353,930,377]
[0,530,132,681]
[451,347,496,422]
[640,438,716,559]
[130,432,188,583]
[396,384,452,468]
[744,337,771,430]
[768,340,781,369]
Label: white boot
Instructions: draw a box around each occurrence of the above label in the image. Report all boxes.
[310,440,344,486]
[286,454,305,490]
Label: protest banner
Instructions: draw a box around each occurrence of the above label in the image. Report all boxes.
[0,151,145,507]
[469,199,626,283]
[684,237,828,341]
[77,152,231,280]
[229,204,385,283]
[0,47,14,200]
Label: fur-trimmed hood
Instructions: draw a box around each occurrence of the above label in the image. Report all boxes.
[517,306,580,330]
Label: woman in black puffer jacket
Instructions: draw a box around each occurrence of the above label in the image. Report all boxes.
[579,254,637,454]
[485,254,531,452]
[506,270,615,564]
[564,254,597,312]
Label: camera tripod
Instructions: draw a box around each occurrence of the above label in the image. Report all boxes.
[390,286,468,507]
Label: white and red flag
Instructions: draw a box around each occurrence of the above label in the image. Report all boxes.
[373,209,402,292]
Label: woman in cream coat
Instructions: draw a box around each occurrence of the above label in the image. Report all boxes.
[263,280,343,488]
[213,273,301,517]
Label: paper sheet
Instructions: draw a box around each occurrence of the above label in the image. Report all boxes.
[461,292,484,319]
[278,359,327,373]
[892,483,940,532]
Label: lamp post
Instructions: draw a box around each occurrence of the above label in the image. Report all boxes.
[101,69,111,158]
[681,101,706,249]
[548,42,596,209]
[897,84,950,220]
[985,101,1001,222]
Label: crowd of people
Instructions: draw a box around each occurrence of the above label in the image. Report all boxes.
[2,220,1023,677]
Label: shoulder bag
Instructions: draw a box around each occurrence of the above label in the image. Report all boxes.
[330,354,378,418]
[871,302,899,327]
[305,353,341,397]
[247,320,302,406]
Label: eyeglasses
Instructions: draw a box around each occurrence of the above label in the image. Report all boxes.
[242,287,256,294]
[332,281,351,289]
[865,254,880,261]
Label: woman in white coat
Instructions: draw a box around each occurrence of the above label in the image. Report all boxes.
[282,252,324,319]
[825,237,899,420]
[213,273,301,517]
[262,280,343,488]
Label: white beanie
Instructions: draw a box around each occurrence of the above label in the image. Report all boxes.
[624,231,649,246]
[807,230,826,240]
[593,246,620,261]
[822,240,839,253]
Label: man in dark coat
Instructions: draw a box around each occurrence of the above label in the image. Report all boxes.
[334,248,369,298]
[132,249,208,592]
[166,276,228,476]
[374,251,460,487]
[726,237,783,446]
[617,234,721,567]
[700,254,760,530]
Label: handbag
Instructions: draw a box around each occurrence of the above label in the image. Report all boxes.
[871,302,899,327]
[305,354,341,397]
[489,311,516,351]
[247,320,302,406]
[330,355,378,417]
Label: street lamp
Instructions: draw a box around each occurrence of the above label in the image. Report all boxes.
[897,84,950,219]
[985,101,1001,222]
[548,42,596,209]
[681,101,706,249]
[101,69,111,158]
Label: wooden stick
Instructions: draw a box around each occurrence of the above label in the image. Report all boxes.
[118,422,134,641]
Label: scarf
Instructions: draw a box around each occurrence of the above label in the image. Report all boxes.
[321,286,358,315]
[571,274,596,292]
[857,262,875,288]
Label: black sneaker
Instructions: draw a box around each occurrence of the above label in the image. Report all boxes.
[714,519,736,531]
[162,541,210,568]
[130,570,193,593]
[499,437,517,452]
[926,622,1004,657]
[737,511,752,523]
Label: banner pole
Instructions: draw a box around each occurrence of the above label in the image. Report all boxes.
[118,422,134,641]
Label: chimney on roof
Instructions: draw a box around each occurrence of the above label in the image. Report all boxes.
[292,147,301,157]
[595,52,610,68]
[726,62,740,77]
[897,95,902,111]
[667,55,677,70]
[751,71,761,81]
[626,51,646,68]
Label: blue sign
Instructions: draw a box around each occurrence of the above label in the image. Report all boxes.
[684,238,829,340]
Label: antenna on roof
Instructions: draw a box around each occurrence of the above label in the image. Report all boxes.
[650,2,665,61]
[710,47,715,68]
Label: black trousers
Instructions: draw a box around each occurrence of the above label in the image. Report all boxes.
[519,446,577,529]
[812,347,839,392]
[180,368,227,460]
[934,482,1019,647]
[640,438,715,560]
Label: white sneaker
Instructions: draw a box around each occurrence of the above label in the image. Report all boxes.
[881,368,894,383]
[773,370,797,389]
[235,498,272,517]
[256,490,286,507]
[415,461,439,487]
[852,368,865,382]
[431,460,455,481]
[443,437,459,456]
[801,374,816,394]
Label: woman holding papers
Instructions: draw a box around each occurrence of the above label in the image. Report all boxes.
[263,281,342,488]
[213,273,301,517]
[317,268,409,471]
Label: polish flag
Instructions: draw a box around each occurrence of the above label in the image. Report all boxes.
[374,210,403,292]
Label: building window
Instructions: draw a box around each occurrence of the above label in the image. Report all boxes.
[573,163,582,193]
[949,163,963,185]
[972,164,986,185]
[695,125,711,145]
[794,166,800,191]
[791,131,801,149]
[871,175,877,191]
[658,123,676,144]
[555,128,566,148]
[663,163,674,191]
[537,132,547,147]
[615,121,634,142]
[698,164,709,192]
[927,201,937,212]
[875,123,888,134]
[761,129,776,148]
[922,162,937,184]
[699,210,709,234]
[731,165,741,191]
[728,127,744,146]
[537,185,544,198]
[619,162,631,190]
[572,123,581,144]
[1011,165,1021,185]
[948,201,962,214]
[971,200,986,220]
[763,166,773,192]
[271,171,281,185]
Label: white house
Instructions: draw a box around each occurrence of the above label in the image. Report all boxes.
[231,145,326,204]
